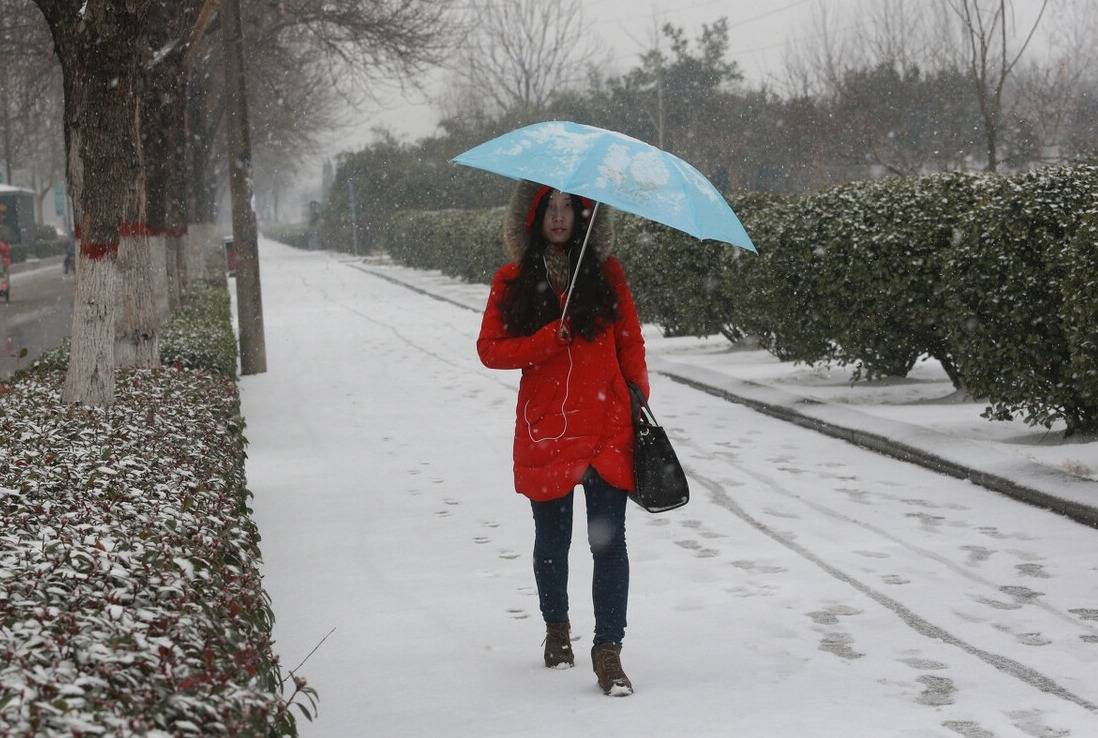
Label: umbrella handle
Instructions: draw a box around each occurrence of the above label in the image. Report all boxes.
[560,201,600,324]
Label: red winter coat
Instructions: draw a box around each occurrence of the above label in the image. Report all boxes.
[477,183,649,502]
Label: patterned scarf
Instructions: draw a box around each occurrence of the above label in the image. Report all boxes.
[543,245,571,294]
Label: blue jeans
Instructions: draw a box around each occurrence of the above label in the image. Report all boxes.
[530,468,629,646]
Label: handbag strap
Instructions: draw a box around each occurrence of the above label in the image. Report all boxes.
[627,382,659,427]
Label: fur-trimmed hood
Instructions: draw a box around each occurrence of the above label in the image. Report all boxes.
[501,180,615,264]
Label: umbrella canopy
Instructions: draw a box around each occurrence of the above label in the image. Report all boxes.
[452,120,756,253]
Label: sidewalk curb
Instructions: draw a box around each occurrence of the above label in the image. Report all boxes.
[351,261,1098,530]
[660,372,1098,530]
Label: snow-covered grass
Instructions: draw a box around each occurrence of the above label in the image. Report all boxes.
[0,285,310,736]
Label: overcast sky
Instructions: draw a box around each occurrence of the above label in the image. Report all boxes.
[316,0,1054,160]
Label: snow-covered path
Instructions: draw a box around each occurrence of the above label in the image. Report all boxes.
[239,241,1098,738]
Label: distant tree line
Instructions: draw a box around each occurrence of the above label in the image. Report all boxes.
[322,0,1098,252]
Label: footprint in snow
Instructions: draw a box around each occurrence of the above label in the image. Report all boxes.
[835,487,872,505]
[498,550,520,560]
[434,510,451,518]
[818,632,864,660]
[806,605,862,625]
[942,720,994,738]
[1068,608,1098,621]
[961,545,995,565]
[506,608,529,620]
[881,574,911,585]
[1000,585,1044,604]
[899,657,949,671]
[482,520,501,529]
[916,675,957,706]
[1008,709,1070,738]
[731,560,787,575]
[647,518,670,527]
[906,512,946,530]
[473,537,490,544]
[443,498,461,506]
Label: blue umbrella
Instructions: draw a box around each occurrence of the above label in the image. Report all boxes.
[452,120,756,252]
[452,121,756,318]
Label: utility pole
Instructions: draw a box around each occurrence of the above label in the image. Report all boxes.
[222,0,267,374]
[348,178,359,254]
[1,78,12,185]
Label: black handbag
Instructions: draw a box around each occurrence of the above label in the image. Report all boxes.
[627,383,689,513]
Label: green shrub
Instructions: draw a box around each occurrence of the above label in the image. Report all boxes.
[614,191,781,341]
[160,283,239,376]
[944,165,1098,434]
[808,173,990,384]
[24,284,239,379]
[383,207,506,284]
[1063,210,1098,423]
[733,191,834,363]
[34,238,71,259]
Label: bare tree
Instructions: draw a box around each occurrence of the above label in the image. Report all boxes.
[779,0,857,99]
[185,0,453,245]
[453,0,598,116]
[943,0,1050,171]
[1011,0,1098,162]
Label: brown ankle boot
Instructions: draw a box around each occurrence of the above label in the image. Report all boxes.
[543,622,575,669]
[591,642,633,696]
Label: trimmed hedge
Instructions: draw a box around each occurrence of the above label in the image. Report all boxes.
[6,238,72,264]
[29,283,239,380]
[381,166,1098,434]
[943,165,1098,434]
[161,283,240,377]
[0,285,310,735]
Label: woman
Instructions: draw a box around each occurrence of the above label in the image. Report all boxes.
[477,181,649,697]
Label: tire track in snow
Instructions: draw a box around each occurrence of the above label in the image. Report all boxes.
[675,453,1098,713]
[719,458,1098,636]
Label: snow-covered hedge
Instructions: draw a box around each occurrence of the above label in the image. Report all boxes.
[380,166,1098,434]
[160,284,240,377]
[383,206,506,286]
[943,165,1098,435]
[35,283,239,379]
[741,173,992,384]
[614,193,784,341]
[0,288,312,735]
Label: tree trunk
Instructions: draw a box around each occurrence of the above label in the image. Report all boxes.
[148,234,170,318]
[36,0,157,406]
[223,0,267,374]
[113,93,159,371]
[62,68,144,404]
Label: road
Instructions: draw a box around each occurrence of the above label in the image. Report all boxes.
[240,241,1098,738]
[0,257,74,379]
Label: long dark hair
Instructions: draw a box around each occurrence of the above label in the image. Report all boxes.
[499,193,618,341]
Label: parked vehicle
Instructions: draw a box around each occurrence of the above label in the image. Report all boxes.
[0,240,11,303]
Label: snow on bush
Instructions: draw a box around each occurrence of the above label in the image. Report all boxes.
[380,166,1098,435]
[0,287,312,736]
[943,165,1098,435]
